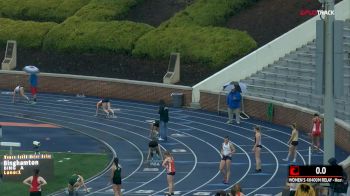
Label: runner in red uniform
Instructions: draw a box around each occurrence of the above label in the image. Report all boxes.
[162,151,175,195]
[23,169,47,196]
[311,113,322,152]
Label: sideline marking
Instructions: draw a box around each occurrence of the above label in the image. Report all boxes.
[0,122,59,128]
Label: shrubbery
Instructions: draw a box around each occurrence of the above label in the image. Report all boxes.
[43,17,154,54]
[74,0,143,21]
[0,0,89,23]
[161,0,254,27]
[0,0,258,69]
[133,26,257,67]
[0,18,56,48]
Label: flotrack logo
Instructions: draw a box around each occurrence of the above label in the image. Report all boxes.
[299,0,335,16]
[299,9,335,16]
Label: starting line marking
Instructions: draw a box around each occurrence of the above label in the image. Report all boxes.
[171,133,187,137]
[172,149,187,153]
[143,168,159,172]
[135,190,154,194]
[57,99,70,102]
[193,192,211,195]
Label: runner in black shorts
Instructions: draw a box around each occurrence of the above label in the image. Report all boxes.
[219,136,235,184]
[111,158,122,196]
[252,125,262,172]
[95,98,115,117]
[146,120,162,166]
[283,123,299,163]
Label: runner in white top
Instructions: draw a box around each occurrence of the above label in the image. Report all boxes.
[12,85,30,103]
[219,136,235,184]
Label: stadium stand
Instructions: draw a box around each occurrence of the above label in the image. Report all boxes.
[241,20,350,124]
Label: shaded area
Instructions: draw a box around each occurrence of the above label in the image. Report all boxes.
[125,0,191,27]
[226,0,337,46]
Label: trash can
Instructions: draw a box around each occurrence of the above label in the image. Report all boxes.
[171,92,183,107]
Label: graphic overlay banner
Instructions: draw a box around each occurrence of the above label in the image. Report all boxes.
[1,154,54,181]
[288,165,344,183]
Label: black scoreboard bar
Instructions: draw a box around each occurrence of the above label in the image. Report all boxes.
[288,165,344,183]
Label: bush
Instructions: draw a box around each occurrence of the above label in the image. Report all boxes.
[133,26,257,67]
[0,18,57,48]
[43,17,154,54]
[161,0,254,27]
[74,0,144,21]
[0,0,89,23]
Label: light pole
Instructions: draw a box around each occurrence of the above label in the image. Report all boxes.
[323,0,335,164]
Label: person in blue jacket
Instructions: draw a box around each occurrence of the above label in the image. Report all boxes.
[29,73,38,103]
[226,85,241,124]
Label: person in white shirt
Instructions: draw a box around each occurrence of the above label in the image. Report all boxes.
[219,136,236,184]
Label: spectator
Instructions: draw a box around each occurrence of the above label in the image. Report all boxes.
[23,169,47,196]
[158,100,169,141]
[286,181,297,196]
[29,73,38,103]
[216,190,228,196]
[111,158,122,196]
[230,184,245,196]
[328,158,348,196]
[226,85,241,124]
[295,183,315,196]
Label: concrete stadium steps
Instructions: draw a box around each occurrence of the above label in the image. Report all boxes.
[241,20,350,122]
[262,65,315,77]
[252,72,316,86]
[241,78,315,94]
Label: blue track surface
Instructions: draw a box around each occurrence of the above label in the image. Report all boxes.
[0,91,348,196]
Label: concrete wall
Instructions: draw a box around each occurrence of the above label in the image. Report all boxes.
[0,71,192,106]
[192,0,350,103]
[200,90,350,153]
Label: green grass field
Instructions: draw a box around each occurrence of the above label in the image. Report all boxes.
[0,150,110,196]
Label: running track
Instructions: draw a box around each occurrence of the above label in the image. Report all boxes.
[0,91,348,196]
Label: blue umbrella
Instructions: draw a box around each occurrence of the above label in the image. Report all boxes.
[23,65,39,74]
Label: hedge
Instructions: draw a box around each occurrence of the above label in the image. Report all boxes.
[74,0,144,21]
[0,18,57,48]
[133,26,257,67]
[43,17,154,54]
[161,0,255,27]
[0,0,89,23]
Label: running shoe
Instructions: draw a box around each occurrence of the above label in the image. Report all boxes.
[282,158,289,161]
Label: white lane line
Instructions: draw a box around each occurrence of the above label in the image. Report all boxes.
[0,94,290,194]
[0,103,198,195]
[0,96,252,194]
[48,100,252,193]
[0,108,146,196]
